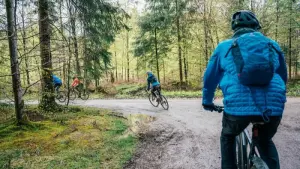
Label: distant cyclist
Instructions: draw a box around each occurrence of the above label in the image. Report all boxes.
[146,71,161,98]
[202,10,287,169]
[52,74,62,94]
[71,74,83,97]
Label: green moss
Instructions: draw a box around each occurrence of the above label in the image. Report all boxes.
[0,107,137,169]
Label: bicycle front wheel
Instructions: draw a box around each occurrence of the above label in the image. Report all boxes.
[56,91,66,103]
[236,132,248,169]
[251,156,269,169]
[68,89,77,100]
[148,93,159,107]
[80,89,90,100]
[160,95,169,110]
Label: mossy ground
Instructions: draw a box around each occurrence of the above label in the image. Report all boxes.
[0,104,137,169]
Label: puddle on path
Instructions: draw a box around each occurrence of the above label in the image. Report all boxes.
[127,114,156,134]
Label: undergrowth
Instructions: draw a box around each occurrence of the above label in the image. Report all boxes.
[0,105,137,169]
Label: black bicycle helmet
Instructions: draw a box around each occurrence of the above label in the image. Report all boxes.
[231,10,261,31]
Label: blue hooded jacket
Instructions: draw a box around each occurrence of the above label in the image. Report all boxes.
[52,75,62,85]
[202,29,287,116]
[147,73,160,89]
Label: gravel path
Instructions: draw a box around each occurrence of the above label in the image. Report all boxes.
[73,98,300,169]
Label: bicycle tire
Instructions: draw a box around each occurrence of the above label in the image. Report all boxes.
[148,93,159,107]
[56,91,66,103]
[236,132,248,169]
[160,95,169,110]
[80,89,90,100]
[68,89,77,100]
[250,157,269,169]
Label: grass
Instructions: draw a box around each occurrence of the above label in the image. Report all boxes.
[8,81,300,102]
[113,82,300,99]
[0,105,137,169]
[286,81,300,97]
[112,83,223,99]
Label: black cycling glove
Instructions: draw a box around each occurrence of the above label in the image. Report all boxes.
[202,103,215,112]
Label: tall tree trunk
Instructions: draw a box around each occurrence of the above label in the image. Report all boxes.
[275,0,279,41]
[183,49,188,83]
[182,25,188,83]
[6,0,23,124]
[213,18,220,44]
[122,41,124,81]
[93,59,98,87]
[250,0,254,12]
[38,0,56,110]
[238,0,244,8]
[21,1,30,86]
[69,4,81,76]
[163,58,166,83]
[126,30,130,82]
[288,0,292,79]
[115,51,118,81]
[66,37,72,106]
[63,63,66,85]
[83,23,88,87]
[136,58,139,81]
[59,0,66,84]
[203,0,209,66]
[176,0,183,87]
[154,27,160,82]
[296,44,299,77]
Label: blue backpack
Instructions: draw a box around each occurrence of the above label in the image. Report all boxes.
[225,32,278,86]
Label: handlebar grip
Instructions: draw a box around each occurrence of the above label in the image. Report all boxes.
[213,105,224,113]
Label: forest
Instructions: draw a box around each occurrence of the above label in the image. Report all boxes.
[0,0,299,168]
[0,0,298,121]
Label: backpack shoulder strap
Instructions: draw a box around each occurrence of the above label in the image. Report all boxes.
[225,38,244,74]
[224,39,237,58]
[268,42,276,68]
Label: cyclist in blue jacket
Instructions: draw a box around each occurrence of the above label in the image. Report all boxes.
[202,10,287,169]
[52,74,62,94]
[146,71,161,97]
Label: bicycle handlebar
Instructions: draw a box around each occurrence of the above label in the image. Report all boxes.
[212,105,224,113]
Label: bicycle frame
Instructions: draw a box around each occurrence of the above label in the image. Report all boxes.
[237,124,269,169]
[211,106,268,169]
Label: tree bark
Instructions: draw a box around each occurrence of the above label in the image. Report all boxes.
[176,0,183,88]
[163,58,166,83]
[250,0,254,12]
[66,37,72,106]
[59,0,67,84]
[136,57,139,80]
[38,0,56,110]
[275,0,279,41]
[21,1,30,86]
[182,23,189,83]
[122,39,124,81]
[288,0,292,79]
[203,0,209,66]
[115,51,118,81]
[154,27,160,82]
[126,30,130,82]
[70,5,81,77]
[6,0,23,124]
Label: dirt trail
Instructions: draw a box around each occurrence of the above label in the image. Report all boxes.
[75,98,300,169]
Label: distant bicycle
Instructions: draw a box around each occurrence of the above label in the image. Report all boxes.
[40,85,66,103]
[68,87,90,100]
[55,90,67,103]
[147,88,169,110]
